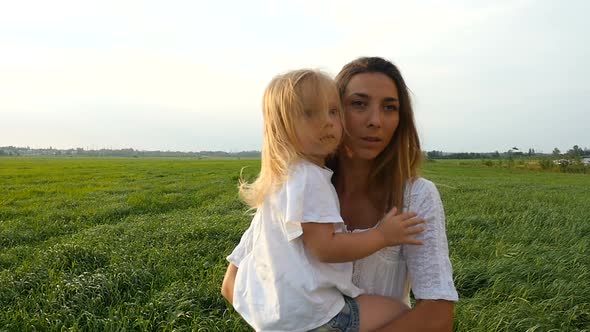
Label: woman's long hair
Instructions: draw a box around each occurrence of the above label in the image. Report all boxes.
[239,69,342,208]
[332,57,422,212]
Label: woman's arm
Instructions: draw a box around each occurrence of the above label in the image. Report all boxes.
[382,179,457,331]
[402,179,458,301]
[375,300,454,332]
[221,263,238,304]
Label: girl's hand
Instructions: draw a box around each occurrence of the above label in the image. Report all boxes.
[376,207,425,246]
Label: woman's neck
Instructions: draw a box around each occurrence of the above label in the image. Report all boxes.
[335,153,373,195]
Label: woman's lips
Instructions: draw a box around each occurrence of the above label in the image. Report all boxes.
[361,136,382,142]
[359,136,383,147]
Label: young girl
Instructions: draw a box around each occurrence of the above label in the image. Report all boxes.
[226,69,426,332]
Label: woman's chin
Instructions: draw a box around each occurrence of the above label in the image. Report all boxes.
[341,145,383,161]
[356,150,382,161]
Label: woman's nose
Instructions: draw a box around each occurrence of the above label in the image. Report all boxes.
[367,106,382,128]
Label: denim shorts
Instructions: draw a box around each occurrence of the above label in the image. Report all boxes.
[308,296,360,332]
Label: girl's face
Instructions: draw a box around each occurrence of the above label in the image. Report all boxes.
[295,99,343,166]
[341,73,400,160]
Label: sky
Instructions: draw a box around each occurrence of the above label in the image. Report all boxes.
[1,0,588,153]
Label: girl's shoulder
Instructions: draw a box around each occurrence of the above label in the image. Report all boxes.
[281,160,335,201]
[288,159,333,182]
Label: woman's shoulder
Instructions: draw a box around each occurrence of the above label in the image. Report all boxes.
[402,177,445,216]
[405,177,439,197]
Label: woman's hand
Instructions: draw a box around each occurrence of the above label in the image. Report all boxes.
[376,207,425,246]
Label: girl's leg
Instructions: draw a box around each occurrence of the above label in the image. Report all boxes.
[355,294,408,332]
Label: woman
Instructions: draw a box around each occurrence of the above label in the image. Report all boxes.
[222,57,458,331]
[329,57,458,331]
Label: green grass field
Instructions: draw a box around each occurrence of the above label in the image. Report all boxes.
[1,158,588,331]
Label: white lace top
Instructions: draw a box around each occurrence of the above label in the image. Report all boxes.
[351,178,458,306]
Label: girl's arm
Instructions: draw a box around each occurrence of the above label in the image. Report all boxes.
[301,209,425,263]
[221,263,238,304]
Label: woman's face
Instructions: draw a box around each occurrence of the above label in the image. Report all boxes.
[341,72,400,160]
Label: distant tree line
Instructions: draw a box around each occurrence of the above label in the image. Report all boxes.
[552,145,589,159]
[0,146,261,159]
[426,151,500,159]
[2,145,588,160]
[426,145,589,160]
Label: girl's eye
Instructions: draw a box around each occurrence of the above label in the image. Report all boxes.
[329,108,339,115]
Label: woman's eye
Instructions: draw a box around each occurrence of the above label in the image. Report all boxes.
[329,108,338,115]
[384,104,399,112]
[351,100,366,108]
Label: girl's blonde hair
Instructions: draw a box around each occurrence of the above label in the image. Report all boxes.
[239,69,342,208]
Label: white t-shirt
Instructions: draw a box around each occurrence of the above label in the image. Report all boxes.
[227,160,363,332]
